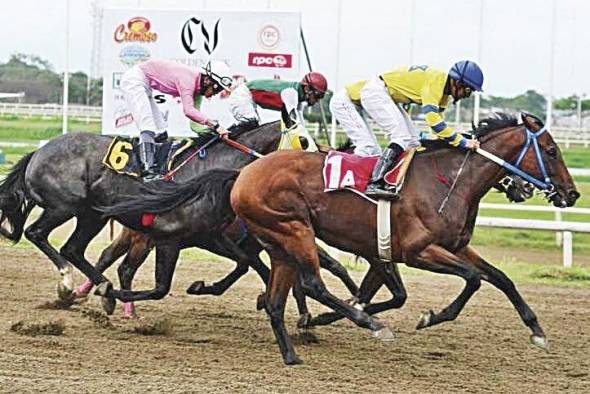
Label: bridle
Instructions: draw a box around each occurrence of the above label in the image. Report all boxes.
[476,124,556,200]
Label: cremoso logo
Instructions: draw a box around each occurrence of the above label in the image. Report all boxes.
[181,17,220,55]
[114,17,158,43]
[248,53,292,68]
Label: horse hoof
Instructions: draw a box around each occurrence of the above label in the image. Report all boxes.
[256,292,266,311]
[297,313,312,329]
[372,326,395,341]
[57,281,74,301]
[284,355,303,365]
[94,282,116,315]
[416,310,435,330]
[530,335,550,352]
[100,295,116,316]
[186,281,205,295]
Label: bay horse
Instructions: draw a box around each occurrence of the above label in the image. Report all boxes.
[225,113,579,364]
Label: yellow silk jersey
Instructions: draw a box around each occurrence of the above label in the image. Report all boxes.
[345,65,465,148]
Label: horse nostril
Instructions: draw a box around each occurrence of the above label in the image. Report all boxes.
[568,190,581,201]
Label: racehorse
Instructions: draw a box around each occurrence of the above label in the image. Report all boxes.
[222,113,579,364]
[0,122,358,320]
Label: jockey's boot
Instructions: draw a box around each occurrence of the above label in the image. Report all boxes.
[365,143,405,200]
[139,141,162,182]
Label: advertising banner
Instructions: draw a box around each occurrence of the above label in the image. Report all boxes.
[101,9,301,136]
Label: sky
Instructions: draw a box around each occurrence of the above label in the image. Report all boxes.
[0,0,589,98]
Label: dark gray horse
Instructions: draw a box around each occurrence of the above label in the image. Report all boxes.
[0,122,357,309]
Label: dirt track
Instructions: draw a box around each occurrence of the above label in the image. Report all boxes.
[0,245,589,393]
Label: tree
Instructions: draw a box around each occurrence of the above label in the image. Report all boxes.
[0,53,103,105]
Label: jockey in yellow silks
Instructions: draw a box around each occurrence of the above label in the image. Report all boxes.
[330,61,484,199]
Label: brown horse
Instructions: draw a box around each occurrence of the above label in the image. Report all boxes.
[227,113,579,364]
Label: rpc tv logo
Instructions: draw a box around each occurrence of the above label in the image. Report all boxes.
[248,53,292,68]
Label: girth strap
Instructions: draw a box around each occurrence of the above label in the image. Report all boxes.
[377,200,392,261]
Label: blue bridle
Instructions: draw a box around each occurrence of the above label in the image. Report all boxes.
[505,126,553,191]
[487,126,553,191]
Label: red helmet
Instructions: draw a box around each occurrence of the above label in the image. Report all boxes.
[301,72,328,95]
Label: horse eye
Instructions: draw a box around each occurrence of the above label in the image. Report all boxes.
[547,147,557,157]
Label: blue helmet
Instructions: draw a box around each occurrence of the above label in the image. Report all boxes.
[449,60,484,91]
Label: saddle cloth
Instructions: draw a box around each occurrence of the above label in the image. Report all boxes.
[323,150,409,194]
[102,136,207,178]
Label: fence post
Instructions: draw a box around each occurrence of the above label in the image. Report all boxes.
[562,231,573,268]
[555,210,562,246]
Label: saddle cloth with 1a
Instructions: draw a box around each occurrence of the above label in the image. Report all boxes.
[323,150,409,196]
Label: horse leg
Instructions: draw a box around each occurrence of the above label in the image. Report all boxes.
[117,241,151,318]
[109,241,179,302]
[24,209,80,300]
[186,236,252,296]
[264,254,301,365]
[456,246,548,351]
[406,244,481,330]
[282,226,390,339]
[59,213,114,311]
[292,279,311,329]
[307,260,403,327]
[73,227,134,299]
[317,245,359,296]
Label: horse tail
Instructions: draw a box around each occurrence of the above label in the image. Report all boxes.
[98,169,240,219]
[0,151,36,242]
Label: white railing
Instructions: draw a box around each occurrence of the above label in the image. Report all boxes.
[476,216,590,268]
[0,103,102,121]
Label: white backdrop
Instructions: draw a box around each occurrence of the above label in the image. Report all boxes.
[101,8,301,136]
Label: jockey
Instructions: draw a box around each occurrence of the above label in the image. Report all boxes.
[330,60,483,199]
[120,59,232,180]
[227,72,328,131]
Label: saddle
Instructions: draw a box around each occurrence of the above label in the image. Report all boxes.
[103,134,214,178]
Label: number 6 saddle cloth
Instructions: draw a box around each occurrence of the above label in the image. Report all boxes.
[102,136,204,178]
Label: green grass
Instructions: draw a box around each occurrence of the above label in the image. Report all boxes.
[0,114,100,141]
[398,258,590,288]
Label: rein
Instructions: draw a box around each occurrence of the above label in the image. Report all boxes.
[163,133,264,181]
[164,134,220,181]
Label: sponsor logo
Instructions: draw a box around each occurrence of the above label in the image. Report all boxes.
[181,17,220,55]
[119,45,151,67]
[257,25,280,50]
[112,72,123,89]
[248,53,292,68]
[114,16,158,43]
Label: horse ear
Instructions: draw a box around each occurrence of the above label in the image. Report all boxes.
[520,112,545,131]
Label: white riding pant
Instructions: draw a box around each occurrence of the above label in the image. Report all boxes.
[228,83,260,123]
[330,88,381,156]
[120,65,167,133]
[360,76,419,150]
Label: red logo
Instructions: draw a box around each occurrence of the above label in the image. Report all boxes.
[114,16,158,43]
[248,53,292,68]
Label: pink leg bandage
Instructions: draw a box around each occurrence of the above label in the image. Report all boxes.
[122,302,137,318]
[74,279,93,297]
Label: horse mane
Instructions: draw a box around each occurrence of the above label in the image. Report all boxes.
[473,113,519,137]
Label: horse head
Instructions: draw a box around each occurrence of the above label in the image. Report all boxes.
[476,112,579,208]
[517,113,579,207]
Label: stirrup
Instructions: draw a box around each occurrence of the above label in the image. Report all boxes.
[142,170,164,183]
[365,184,399,200]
